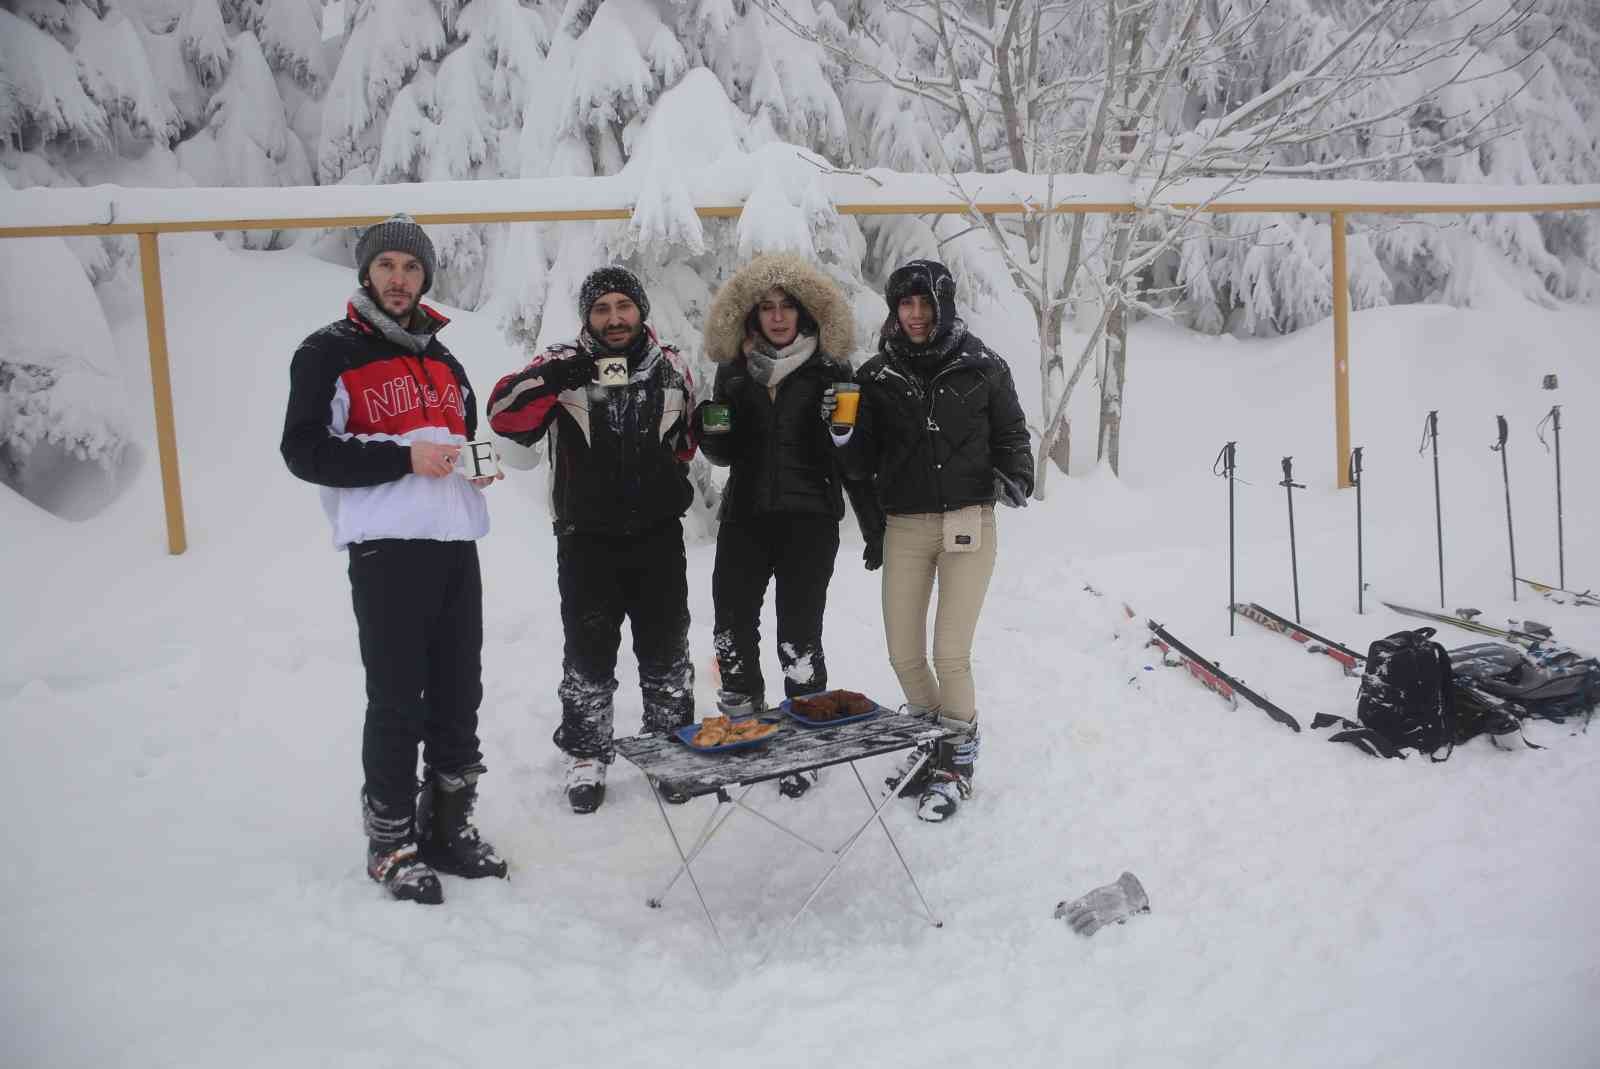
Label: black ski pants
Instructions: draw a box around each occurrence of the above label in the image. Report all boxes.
[348,539,484,823]
[711,513,840,703]
[555,519,694,761]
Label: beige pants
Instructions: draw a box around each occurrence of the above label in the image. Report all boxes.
[881,508,997,722]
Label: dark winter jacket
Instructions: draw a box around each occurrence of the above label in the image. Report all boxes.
[280,298,489,548]
[697,252,883,534]
[699,350,881,528]
[839,326,1034,515]
[486,328,697,536]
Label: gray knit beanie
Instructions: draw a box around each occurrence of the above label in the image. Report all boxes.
[578,266,650,324]
[356,213,437,294]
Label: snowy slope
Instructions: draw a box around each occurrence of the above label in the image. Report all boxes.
[3,238,1599,1068]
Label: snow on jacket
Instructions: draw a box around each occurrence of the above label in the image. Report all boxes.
[486,329,697,536]
[280,301,489,550]
[698,253,882,533]
[839,326,1034,515]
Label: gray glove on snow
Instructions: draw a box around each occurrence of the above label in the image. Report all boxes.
[1054,871,1149,936]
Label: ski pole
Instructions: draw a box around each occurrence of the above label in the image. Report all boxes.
[1537,404,1564,589]
[1349,445,1364,614]
[1419,410,1444,608]
[1214,442,1238,635]
[1280,456,1305,623]
[1492,415,1518,602]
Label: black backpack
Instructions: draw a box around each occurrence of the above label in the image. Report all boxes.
[1316,628,1456,759]
[1450,641,1600,724]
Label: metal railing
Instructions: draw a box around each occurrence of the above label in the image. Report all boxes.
[3,178,1597,553]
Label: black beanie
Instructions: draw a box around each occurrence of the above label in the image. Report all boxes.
[579,266,650,324]
[356,213,437,294]
[884,259,958,340]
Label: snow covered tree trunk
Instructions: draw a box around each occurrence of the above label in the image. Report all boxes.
[1097,297,1126,475]
[1039,297,1069,474]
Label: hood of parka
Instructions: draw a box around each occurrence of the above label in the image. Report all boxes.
[704,253,856,365]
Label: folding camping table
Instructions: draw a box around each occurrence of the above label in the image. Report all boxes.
[613,707,957,959]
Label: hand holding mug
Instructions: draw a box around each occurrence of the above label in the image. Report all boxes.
[699,401,732,435]
[410,440,460,478]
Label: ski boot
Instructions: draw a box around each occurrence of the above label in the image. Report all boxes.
[885,744,937,798]
[917,724,978,823]
[778,769,819,799]
[417,765,508,880]
[367,841,443,904]
[651,777,692,805]
[362,788,442,904]
[716,690,765,718]
[564,755,607,814]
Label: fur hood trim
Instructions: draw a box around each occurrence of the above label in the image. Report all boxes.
[704,253,855,365]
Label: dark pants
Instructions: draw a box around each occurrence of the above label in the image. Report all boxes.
[712,513,840,703]
[349,539,484,823]
[555,519,694,762]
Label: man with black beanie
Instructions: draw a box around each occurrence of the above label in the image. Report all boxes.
[281,213,510,904]
[487,265,699,814]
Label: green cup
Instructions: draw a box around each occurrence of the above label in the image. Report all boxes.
[701,402,732,434]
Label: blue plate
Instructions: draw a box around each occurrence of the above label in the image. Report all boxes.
[674,723,782,753]
[780,694,884,728]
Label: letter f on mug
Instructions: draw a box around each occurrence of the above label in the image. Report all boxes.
[457,439,502,479]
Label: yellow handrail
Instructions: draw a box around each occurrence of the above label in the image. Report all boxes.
[4,192,1597,553]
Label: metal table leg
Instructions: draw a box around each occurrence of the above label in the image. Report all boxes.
[756,751,943,965]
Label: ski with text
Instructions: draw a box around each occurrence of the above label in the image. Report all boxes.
[1231,602,1363,675]
[1124,604,1301,733]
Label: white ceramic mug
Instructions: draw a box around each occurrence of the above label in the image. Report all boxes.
[456,439,502,480]
[596,356,629,387]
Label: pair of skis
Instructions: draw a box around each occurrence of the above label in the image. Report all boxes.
[1516,577,1600,608]
[1122,604,1301,733]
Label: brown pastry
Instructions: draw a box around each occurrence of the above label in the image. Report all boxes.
[692,716,731,746]
[837,690,875,715]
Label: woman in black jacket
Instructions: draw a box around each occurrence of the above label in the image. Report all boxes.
[827,259,1034,822]
[697,253,883,797]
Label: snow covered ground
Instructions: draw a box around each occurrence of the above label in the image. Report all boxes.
[4,237,1599,1068]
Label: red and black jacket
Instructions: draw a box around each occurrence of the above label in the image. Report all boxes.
[488,333,697,537]
[282,302,478,483]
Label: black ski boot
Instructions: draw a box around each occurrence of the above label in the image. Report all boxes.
[884,743,936,798]
[778,769,819,799]
[363,789,442,904]
[367,841,444,904]
[417,765,509,880]
[918,725,978,823]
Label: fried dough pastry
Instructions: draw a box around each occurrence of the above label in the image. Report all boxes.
[691,716,779,748]
[791,689,875,721]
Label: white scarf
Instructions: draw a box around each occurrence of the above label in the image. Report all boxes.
[745,333,818,393]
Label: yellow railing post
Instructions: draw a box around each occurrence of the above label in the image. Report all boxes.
[137,231,188,554]
[1331,211,1352,489]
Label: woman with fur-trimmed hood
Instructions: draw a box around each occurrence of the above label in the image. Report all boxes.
[696,254,884,798]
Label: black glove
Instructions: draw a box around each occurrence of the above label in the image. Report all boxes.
[863,532,884,571]
[993,467,1029,508]
[820,384,838,426]
[538,352,596,390]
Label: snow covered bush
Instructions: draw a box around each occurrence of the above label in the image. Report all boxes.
[0,177,132,519]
